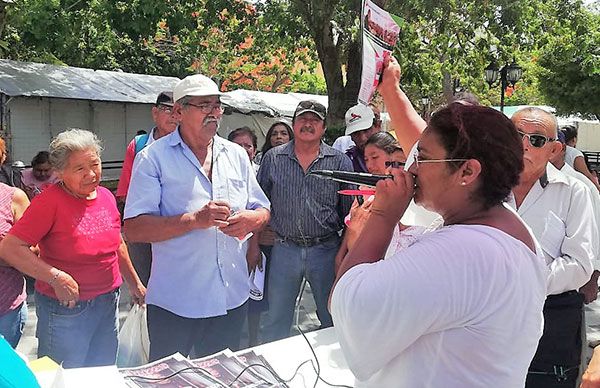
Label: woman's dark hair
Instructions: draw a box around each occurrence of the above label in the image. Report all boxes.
[561,125,578,143]
[228,126,257,149]
[261,121,293,154]
[365,132,401,155]
[428,102,523,209]
[31,151,51,167]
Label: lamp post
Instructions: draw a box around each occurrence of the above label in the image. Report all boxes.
[484,59,523,112]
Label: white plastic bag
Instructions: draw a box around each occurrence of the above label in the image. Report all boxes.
[116,304,150,368]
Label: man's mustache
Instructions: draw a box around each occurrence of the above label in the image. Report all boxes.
[203,116,220,125]
[300,126,315,133]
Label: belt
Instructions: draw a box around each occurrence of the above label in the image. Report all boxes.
[279,233,338,247]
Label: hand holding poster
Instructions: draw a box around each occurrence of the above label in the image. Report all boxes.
[358,0,402,104]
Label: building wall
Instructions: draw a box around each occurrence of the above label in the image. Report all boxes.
[576,122,600,153]
[4,97,288,181]
[5,96,156,180]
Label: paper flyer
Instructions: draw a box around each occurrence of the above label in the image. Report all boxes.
[119,353,225,387]
[358,0,402,104]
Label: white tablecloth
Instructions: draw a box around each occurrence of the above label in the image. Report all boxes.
[254,327,354,387]
[34,327,354,388]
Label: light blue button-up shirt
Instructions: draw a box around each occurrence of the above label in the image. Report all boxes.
[124,128,270,318]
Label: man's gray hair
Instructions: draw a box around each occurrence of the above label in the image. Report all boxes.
[49,129,103,171]
[512,107,559,137]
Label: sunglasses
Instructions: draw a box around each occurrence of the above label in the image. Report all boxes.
[295,100,327,116]
[384,161,405,168]
[517,130,555,148]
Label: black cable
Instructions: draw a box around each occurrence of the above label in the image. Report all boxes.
[227,362,288,386]
[297,327,320,388]
[123,366,228,387]
[296,326,354,388]
[122,328,353,388]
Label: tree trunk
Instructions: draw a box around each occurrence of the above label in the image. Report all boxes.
[314,22,346,128]
[441,69,454,103]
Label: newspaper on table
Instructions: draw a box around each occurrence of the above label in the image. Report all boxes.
[119,353,226,388]
[358,0,403,104]
[191,349,283,387]
[120,350,285,388]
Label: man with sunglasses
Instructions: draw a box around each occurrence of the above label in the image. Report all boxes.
[257,100,354,343]
[123,75,270,361]
[508,107,597,388]
[117,91,178,287]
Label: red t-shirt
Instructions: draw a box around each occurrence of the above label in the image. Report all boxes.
[116,138,136,199]
[9,184,123,300]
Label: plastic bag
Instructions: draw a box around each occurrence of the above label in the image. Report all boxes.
[116,304,149,368]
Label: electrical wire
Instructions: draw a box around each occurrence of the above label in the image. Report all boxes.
[124,279,353,387]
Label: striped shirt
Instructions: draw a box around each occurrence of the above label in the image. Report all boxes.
[257,140,354,239]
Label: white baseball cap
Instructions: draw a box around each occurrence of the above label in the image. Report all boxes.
[173,74,223,102]
[345,104,375,136]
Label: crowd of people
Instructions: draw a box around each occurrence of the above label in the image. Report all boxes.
[0,54,599,388]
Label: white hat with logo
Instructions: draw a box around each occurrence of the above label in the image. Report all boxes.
[345,104,375,136]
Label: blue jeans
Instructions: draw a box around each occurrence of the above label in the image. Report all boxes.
[261,236,339,343]
[35,289,119,368]
[0,302,27,348]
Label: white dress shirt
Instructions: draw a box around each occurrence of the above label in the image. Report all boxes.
[560,163,600,267]
[507,163,596,295]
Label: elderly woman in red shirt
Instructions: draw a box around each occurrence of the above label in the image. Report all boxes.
[0,129,145,368]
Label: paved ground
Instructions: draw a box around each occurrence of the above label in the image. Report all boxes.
[16,281,600,369]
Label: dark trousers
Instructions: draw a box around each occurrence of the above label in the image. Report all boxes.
[127,241,152,287]
[147,301,248,362]
[526,291,584,388]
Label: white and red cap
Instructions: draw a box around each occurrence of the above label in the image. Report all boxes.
[345,104,375,136]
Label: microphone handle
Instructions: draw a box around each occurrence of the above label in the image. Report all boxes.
[312,170,392,188]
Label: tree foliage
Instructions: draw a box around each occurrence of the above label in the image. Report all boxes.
[1,0,324,93]
[1,0,598,120]
[536,2,600,119]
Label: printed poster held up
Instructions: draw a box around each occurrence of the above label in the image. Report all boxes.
[358,0,402,104]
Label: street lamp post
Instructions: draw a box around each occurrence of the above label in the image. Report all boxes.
[484,59,523,112]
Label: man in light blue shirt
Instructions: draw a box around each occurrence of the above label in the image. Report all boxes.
[123,74,270,361]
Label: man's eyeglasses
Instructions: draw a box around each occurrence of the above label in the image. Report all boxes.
[517,130,555,148]
[413,151,468,168]
[385,161,405,168]
[156,105,174,114]
[186,102,224,114]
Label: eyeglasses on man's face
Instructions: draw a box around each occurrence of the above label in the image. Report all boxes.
[186,102,224,114]
[517,130,555,148]
[156,105,174,114]
[412,151,468,168]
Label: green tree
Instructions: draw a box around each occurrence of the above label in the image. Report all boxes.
[536,4,600,119]
[1,0,324,92]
